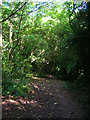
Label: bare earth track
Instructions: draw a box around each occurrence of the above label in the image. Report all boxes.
[2,75,88,119]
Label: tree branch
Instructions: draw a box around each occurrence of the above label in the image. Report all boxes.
[22,2,48,19]
[8,3,27,60]
[69,2,83,31]
[0,1,29,23]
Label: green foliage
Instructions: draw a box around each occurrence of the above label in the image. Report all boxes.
[2,1,89,109]
[2,70,32,98]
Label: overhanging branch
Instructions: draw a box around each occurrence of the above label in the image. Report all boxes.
[0,0,29,23]
[69,2,83,31]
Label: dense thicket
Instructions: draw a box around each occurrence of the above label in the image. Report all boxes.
[2,1,89,105]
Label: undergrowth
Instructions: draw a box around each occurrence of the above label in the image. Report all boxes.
[2,72,34,98]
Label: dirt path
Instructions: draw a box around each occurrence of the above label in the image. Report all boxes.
[2,75,88,119]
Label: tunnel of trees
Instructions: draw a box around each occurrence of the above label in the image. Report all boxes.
[1,1,90,108]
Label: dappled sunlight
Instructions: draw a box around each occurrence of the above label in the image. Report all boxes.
[5,107,11,110]
[2,99,19,105]
[32,77,48,81]
[29,100,38,107]
[2,94,42,109]
[18,106,23,110]
[32,76,42,80]
[32,83,40,91]
[19,99,30,104]
[2,0,89,118]
[33,84,39,89]
[18,98,39,107]
[2,74,85,118]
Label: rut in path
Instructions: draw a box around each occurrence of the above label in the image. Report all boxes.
[2,75,87,119]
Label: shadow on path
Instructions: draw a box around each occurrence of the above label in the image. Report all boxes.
[2,75,87,119]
